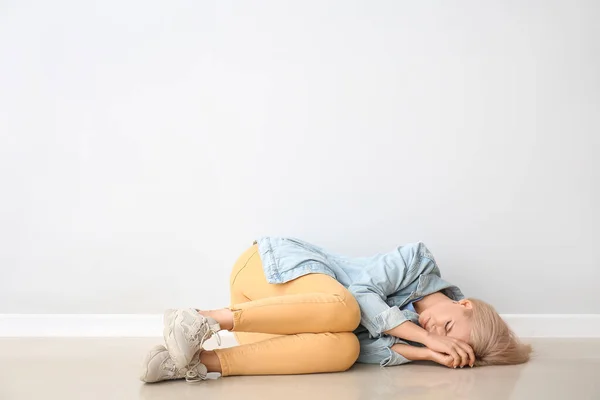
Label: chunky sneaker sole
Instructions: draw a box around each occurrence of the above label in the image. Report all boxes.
[163,308,221,369]
[140,344,208,383]
[140,345,168,383]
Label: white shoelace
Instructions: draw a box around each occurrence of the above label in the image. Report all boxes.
[188,319,221,349]
[165,358,207,383]
[185,367,206,383]
[200,322,222,347]
[179,315,221,383]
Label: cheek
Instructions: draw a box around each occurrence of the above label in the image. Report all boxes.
[448,331,469,342]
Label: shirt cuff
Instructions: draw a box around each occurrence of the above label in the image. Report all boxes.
[371,306,409,336]
[381,345,411,366]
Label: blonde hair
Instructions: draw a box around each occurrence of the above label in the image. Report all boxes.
[468,298,532,366]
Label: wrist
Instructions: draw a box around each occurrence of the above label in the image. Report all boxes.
[421,330,432,346]
[415,346,434,361]
[391,344,431,362]
[423,347,435,361]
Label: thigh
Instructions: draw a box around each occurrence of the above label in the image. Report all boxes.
[229,244,361,334]
[229,244,260,303]
[231,245,352,301]
[230,246,284,344]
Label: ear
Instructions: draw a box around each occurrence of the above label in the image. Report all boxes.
[458,299,473,309]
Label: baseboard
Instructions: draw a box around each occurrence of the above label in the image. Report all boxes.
[0,314,599,338]
[501,314,600,338]
[0,314,167,337]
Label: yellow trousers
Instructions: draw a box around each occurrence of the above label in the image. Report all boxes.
[213,245,361,376]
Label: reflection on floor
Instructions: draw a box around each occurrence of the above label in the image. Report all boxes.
[0,337,598,400]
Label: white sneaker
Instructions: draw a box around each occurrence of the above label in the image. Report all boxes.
[163,308,221,369]
[140,345,208,383]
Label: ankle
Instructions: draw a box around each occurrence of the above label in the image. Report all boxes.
[200,351,222,374]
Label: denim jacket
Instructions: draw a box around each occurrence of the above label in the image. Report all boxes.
[256,237,464,366]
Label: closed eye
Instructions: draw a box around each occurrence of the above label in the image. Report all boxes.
[445,321,451,332]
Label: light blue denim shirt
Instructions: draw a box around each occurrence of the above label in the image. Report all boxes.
[256,237,465,366]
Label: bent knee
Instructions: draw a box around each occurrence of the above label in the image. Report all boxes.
[321,332,360,372]
[331,293,361,332]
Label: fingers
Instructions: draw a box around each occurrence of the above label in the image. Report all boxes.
[432,351,454,368]
[454,345,469,367]
[442,354,454,368]
[448,347,461,368]
[428,335,476,368]
[454,340,476,367]
[466,344,476,367]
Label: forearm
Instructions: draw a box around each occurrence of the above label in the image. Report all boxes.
[385,321,429,344]
[391,344,431,361]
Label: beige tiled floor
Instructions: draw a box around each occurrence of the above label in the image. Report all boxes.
[0,337,598,400]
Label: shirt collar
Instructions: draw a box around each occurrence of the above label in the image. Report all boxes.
[416,273,465,301]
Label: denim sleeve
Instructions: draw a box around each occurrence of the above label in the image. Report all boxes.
[356,333,413,366]
[347,243,430,337]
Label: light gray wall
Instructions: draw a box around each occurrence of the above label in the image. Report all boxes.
[1,1,598,314]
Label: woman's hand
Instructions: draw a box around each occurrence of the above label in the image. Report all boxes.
[423,333,475,368]
[427,349,456,368]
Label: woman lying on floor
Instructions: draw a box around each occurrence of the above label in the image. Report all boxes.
[140,237,531,383]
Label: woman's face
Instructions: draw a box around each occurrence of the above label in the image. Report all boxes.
[418,299,473,343]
